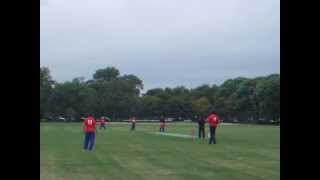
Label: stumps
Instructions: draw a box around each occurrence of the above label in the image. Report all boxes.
[191,128,195,142]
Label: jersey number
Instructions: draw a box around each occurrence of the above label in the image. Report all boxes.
[88,120,93,125]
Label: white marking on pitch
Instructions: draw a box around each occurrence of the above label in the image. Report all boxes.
[154,132,196,138]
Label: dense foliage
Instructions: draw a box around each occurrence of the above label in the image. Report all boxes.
[40,67,279,123]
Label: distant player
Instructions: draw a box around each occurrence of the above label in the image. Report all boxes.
[207,110,220,144]
[197,115,206,140]
[130,116,136,131]
[99,117,106,130]
[159,115,166,132]
[83,114,97,151]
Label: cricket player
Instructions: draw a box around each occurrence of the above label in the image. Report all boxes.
[130,116,136,131]
[83,114,97,151]
[207,110,220,144]
[159,115,166,132]
[99,117,106,130]
[197,115,205,139]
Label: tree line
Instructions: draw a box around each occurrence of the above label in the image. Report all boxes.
[40,66,280,124]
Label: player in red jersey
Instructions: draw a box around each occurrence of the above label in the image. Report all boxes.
[83,114,97,151]
[99,117,106,130]
[159,115,166,132]
[207,110,220,144]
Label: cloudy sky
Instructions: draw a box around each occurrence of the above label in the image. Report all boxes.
[40,0,279,91]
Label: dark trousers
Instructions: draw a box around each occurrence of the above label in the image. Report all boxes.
[100,124,106,130]
[209,126,217,144]
[131,123,136,130]
[198,126,205,139]
[160,127,165,132]
[84,132,95,150]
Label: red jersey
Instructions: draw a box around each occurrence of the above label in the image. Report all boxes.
[83,116,97,132]
[160,118,165,127]
[207,114,220,127]
[100,119,106,125]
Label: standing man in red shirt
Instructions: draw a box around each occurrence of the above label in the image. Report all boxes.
[83,113,97,151]
[207,110,220,144]
[159,115,166,132]
[99,117,106,130]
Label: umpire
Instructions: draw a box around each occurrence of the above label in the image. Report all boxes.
[197,115,205,139]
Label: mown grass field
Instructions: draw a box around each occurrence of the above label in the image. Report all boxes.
[40,122,280,180]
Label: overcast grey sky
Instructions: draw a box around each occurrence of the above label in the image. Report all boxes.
[40,0,279,91]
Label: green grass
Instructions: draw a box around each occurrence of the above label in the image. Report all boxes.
[40,122,280,180]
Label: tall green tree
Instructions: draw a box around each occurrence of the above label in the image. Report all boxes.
[40,67,55,120]
[255,74,280,120]
[140,95,162,118]
[40,66,279,124]
[90,67,144,120]
[93,67,120,81]
[192,97,211,117]
[48,79,97,121]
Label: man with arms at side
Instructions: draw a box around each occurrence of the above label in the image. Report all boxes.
[131,116,136,131]
[197,115,206,141]
[159,115,166,132]
[207,110,220,144]
[83,113,97,151]
[99,117,106,130]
